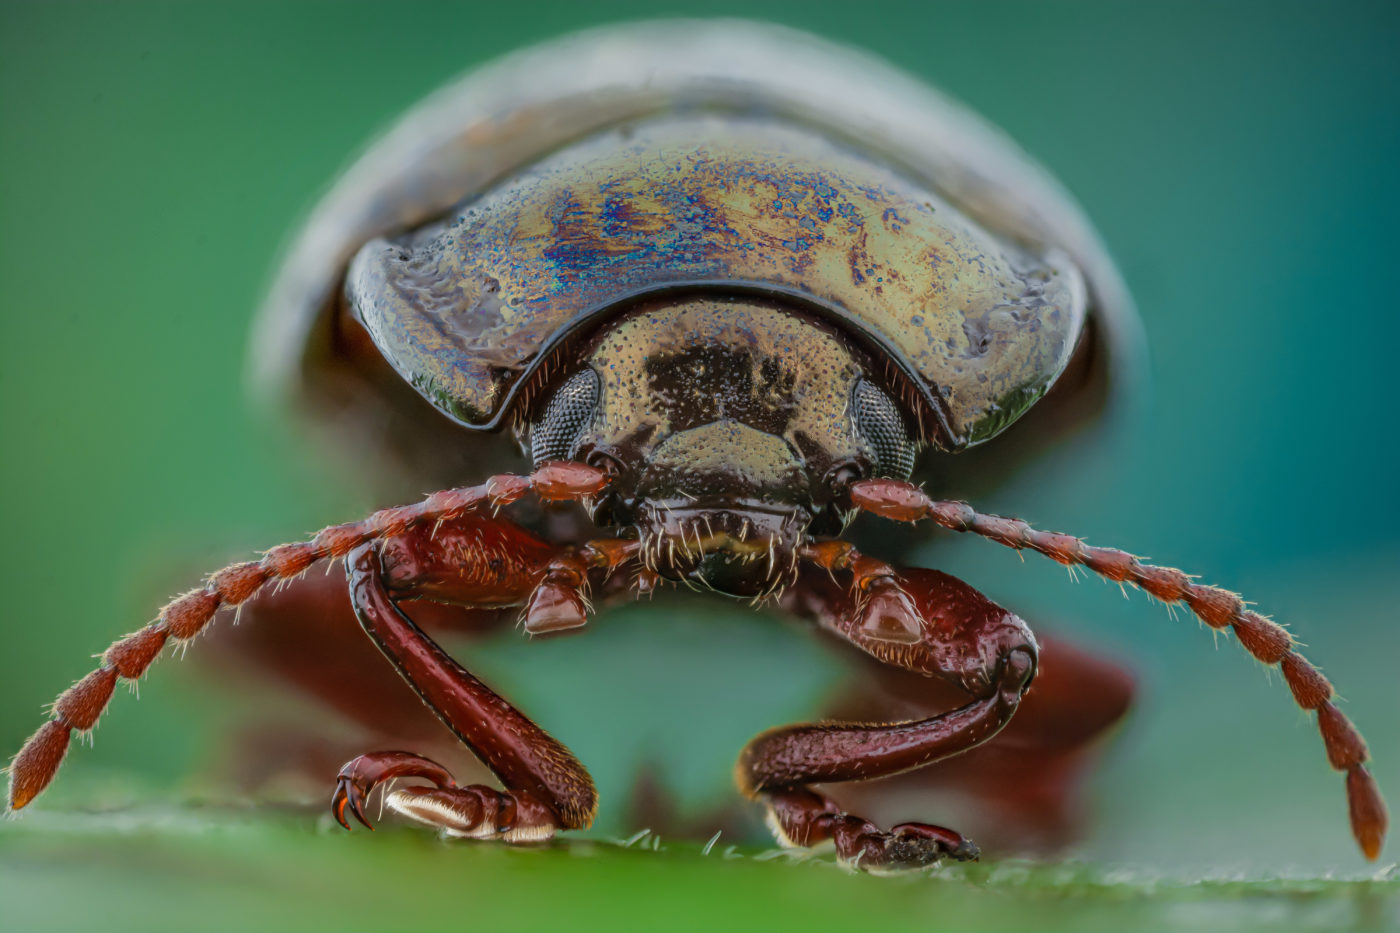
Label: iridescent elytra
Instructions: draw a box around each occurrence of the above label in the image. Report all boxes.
[7,19,1386,869]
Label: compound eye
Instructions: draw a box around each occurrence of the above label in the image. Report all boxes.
[852,377,916,480]
[531,369,600,466]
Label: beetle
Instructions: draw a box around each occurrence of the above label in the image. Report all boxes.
[6,20,1387,870]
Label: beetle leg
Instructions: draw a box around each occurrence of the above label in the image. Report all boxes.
[330,749,559,842]
[7,462,614,813]
[332,750,455,830]
[336,520,637,841]
[203,566,511,793]
[825,633,1134,853]
[737,563,1036,871]
[845,477,1389,861]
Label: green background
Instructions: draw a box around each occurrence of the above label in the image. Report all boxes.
[2,1,1397,930]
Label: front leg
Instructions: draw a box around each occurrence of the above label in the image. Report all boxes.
[5,463,619,816]
[333,512,636,842]
[738,563,1036,871]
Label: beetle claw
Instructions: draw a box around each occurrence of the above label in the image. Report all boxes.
[331,773,375,831]
[330,751,454,833]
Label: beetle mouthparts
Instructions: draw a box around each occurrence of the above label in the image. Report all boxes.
[637,505,807,599]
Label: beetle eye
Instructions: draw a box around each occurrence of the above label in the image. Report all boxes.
[531,369,601,466]
[852,378,916,480]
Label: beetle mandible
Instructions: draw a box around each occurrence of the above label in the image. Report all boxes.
[7,20,1387,870]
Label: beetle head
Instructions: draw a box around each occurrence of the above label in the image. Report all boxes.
[528,296,917,597]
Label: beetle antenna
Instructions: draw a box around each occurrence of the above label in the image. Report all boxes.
[5,463,611,813]
[846,477,1389,861]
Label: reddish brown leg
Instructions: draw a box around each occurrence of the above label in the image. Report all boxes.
[737,562,1037,871]
[847,478,1389,861]
[7,462,613,814]
[331,517,637,842]
[203,566,508,793]
[827,633,1134,853]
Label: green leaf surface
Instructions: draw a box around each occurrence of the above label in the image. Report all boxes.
[3,808,1397,933]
